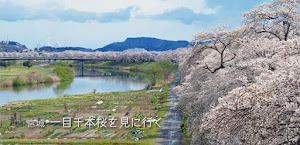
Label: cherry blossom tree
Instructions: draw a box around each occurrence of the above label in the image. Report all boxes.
[243,0,300,41]
[173,1,300,144]
[201,46,300,144]
[0,49,187,64]
[192,25,238,73]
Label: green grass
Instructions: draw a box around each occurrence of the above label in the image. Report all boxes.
[0,83,173,141]
[0,65,50,79]
[12,77,27,86]
[93,61,156,71]
[53,61,74,81]
[96,61,154,67]
[43,129,56,137]
[0,63,177,142]
[52,132,62,138]
[150,98,158,104]
[60,132,70,137]
[129,84,171,141]
[182,110,192,145]
[78,127,89,133]
[0,64,56,87]
[0,139,154,145]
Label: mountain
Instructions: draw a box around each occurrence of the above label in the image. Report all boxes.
[96,37,189,52]
[0,37,189,53]
[38,46,93,52]
[0,41,27,52]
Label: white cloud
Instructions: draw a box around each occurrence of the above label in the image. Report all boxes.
[10,0,64,10]
[6,0,217,16]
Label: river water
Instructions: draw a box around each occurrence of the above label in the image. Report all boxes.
[0,69,147,106]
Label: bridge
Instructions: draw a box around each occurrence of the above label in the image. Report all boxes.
[0,57,116,76]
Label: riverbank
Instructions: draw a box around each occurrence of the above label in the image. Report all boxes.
[72,61,157,72]
[0,65,60,87]
[0,139,154,145]
[0,62,74,88]
[0,72,174,144]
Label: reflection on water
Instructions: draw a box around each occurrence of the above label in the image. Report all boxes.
[53,80,73,96]
[0,69,147,106]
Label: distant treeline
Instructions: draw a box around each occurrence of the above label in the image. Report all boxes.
[36,46,94,52]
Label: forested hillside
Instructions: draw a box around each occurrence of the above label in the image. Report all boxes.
[96,37,189,52]
[0,41,27,52]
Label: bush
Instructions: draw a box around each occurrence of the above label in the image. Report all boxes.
[157,60,176,80]
[0,61,12,68]
[12,77,27,86]
[23,61,33,68]
[143,63,162,86]
[53,62,75,81]
[151,98,157,104]
[44,76,54,83]
[28,80,34,85]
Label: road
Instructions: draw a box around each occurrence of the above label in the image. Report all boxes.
[156,72,184,145]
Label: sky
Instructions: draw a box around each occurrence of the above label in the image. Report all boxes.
[0,0,269,49]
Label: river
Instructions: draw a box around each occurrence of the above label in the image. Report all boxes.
[0,69,147,106]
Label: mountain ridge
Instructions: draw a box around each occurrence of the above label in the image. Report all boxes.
[96,37,189,52]
[0,41,27,52]
[0,37,189,52]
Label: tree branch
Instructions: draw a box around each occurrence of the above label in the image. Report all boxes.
[224,53,236,63]
[205,63,225,74]
[256,30,282,41]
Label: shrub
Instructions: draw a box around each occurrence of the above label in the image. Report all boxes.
[44,76,54,83]
[151,98,157,104]
[53,62,74,81]
[23,61,33,68]
[12,77,27,86]
[157,60,176,80]
[0,61,11,68]
[143,64,162,86]
[28,80,34,85]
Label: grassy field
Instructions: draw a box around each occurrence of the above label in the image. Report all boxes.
[72,61,156,72]
[0,139,154,145]
[0,63,74,87]
[0,60,176,144]
[0,73,173,144]
[96,61,154,68]
[0,65,51,79]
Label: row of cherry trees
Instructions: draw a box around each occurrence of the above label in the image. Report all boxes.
[175,0,300,144]
[0,48,189,63]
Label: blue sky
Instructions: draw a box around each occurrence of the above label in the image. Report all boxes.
[0,0,269,49]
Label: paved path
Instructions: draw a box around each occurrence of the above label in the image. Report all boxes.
[156,72,184,145]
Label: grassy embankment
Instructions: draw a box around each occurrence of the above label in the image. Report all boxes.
[0,139,154,145]
[182,110,192,145]
[0,62,73,87]
[72,61,156,72]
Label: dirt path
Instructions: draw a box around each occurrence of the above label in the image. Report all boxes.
[156,72,184,145]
